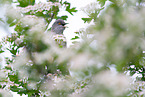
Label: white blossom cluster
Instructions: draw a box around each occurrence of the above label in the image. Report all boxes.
[0,69,10,81]
[93,71,131,96]
[18,15,46,38]
[39,90,51,97]
[2,0,145,96]
[81,2,101,16]
[52,34,67,47]
[5,5,21,20]
[130,81,145,96]
[38,74,71,96]
[69,71,131,97]
[19,15,45,27]
[0,69,19,91]
[0,89,12,97]
[17,2,61,13]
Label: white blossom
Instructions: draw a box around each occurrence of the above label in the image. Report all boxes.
[0,89,12,97]
[17,2,61,13]
[6,5,21,19]
[93,71,131,96]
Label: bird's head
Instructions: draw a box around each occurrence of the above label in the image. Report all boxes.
[51,19,67,34]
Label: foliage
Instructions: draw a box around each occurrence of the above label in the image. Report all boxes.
[0,0,145,97]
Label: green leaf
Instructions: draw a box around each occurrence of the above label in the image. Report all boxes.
[71,36,80,40]
[58,15,68,20]
[35,12,44,17]
[6,18,15,25]
[0,44,4,53]
[9,21,17,27]
[5,65,12,71]
[74,32,79,34]
[64,1,77,15]
[63,1,70,6]
[98,0,107,7]
[82,18,92,23]
[17,0,35,7]
[66,7,77,15]
[8,71,19,83]
[0,50,4,53]
[48,0,59,3]
[7,47,18,55]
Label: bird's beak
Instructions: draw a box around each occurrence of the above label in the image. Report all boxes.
[63,23,68,28]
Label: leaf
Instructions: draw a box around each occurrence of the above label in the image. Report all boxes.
[7,47,18,55]
[82,18,92,23]
[8,71,19,83]
[66,7,77,15]
[5,65,12,71]
[64,1,77,15]
[35,12,44,17]
[6,18,15,25]
[48,0,59,3]
[0,50,4,53]
[58,15,68,20]
[71,36,80,40]
[17,0,35,7]
[9,21,17,27]
[74,32,79,34]
[63,1,70,6]
[97,0,107,7]
[0,44,4,53]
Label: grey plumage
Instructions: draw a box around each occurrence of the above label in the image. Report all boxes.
[51,19,67,34]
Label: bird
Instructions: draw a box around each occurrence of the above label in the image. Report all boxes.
[51,19,68,47]
[51,19,67,34]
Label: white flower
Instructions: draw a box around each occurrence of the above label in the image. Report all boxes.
[11,50,29,70]
[0,89,12,97]
[70,53,90,70]
[20,15,40,26]
[33,49,54,64]
[93,71,131,96]
[0,69,9,80]
[56,48,74,64]
[39,90,51,97]
[20,15,46,36]
[17,2,61,13]
[27,81,37,90]
[6,5,21,19]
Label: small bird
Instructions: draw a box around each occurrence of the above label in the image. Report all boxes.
[51,19,67,47]
[51,19,67,34]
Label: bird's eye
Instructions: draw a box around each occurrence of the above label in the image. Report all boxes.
[58,23,61,25]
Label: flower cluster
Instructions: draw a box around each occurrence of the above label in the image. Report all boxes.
[130,81,145,96]
[17,2,61,13]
